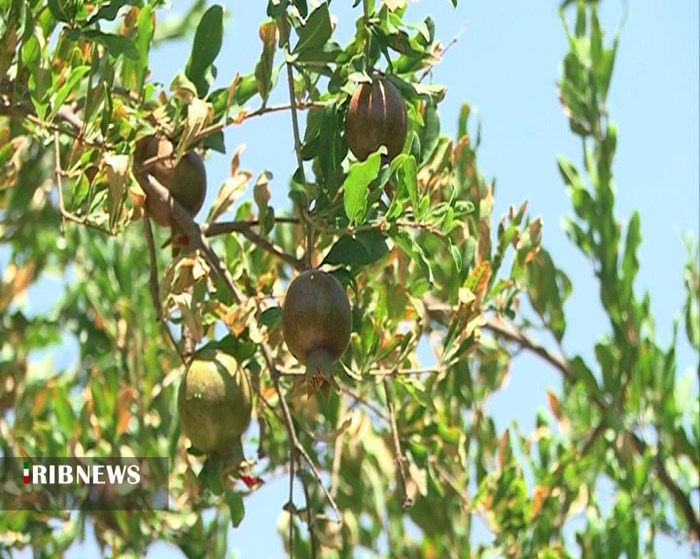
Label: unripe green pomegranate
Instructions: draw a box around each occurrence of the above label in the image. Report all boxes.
[133,135,207,227]
[282,270,352,396]
[177,349,252,454]
[346,77,408,162]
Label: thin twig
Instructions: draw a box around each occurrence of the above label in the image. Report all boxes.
[340,386,389,423]
[549,417,607,529]
[192,101,325,146]
[298,465,318,559]
[142,210,186,366]
[482,314,700,541]
[261,343,342,525]
[52,132,66,235]
[136,162,340,535]
[483,316,575,383]
[431,459,494,534]
[362,0,372,69]
[288,449,296,557]
[316,217,446,239]
[424,303,699,540]
[0,100,104,148]
[632,434,700,541]
[202,217,300,236]
[382,377,413,509]
[418,24,467,83]
[284,68,306,185]
[51,130,111,235]
[329,431,344,500]
[284,59,313,270]
[280,366,440,377]
[329,397,348,501]
[237,226,304,271]
[143,213,162,318]
[134,171,246,304]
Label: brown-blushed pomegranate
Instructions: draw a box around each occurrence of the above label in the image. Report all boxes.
[346,77,408,162]
[177,349,252,454]
[282,269,352,396]
[133,135,207,227]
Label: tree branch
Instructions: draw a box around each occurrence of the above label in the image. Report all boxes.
[482,315,700,541]
[288,447,296,557]
[202,217,300,236]
[193,101,325,146]
[632,434,700,541]
[284,59,314,270]
[483,316,575,383]
[142,207,186,366]
[261,343,342,525]
[383,378,413,509]
[237,226,304,271]
[0,98,104,148]
[136,164,340,542]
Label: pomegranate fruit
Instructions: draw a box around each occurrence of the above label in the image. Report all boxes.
[282,269,352,395]
[133,135,207,227]
[177,349,252,454]
[346,77,408,162]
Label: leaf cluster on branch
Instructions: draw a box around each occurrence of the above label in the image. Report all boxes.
[0,1,697,558]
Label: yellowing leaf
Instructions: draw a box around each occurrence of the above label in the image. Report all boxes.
[103,153,130,230]
[115,386,137,436]
[178,98,213,157]
[497,429,511,470]
[208,146,251,223]
[171,292,204,342]
[530,485,551,519]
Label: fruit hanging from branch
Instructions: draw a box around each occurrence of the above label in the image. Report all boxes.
[346,76,408,162]
[133,135,207,242]
[177,349,253,455]
[282,269,352,396]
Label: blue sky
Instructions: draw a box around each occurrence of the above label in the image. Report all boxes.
[7,0,698,557]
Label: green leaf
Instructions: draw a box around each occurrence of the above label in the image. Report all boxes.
[393,230,434,285]
[213,334,257,362]
[292,3,331,58]
[253,171,272,232]
[391,154,419,213]
[47,0,75,23]
[224,488,245,528]
[619,211,641,306]
[203,130,226,153]
[293,0,309,18]
[48,65,90,121]
[198,455,224,495]
[255,20,277,104]
[259,306,282,327]
[132,5,154,92]
[232,72,259,106]
[343,152,381,225]
[323,230,389,267]
[185,5,224,97]
[397,376,436,412]
[54,384,75,432]
[293,41,342,65]
[267,0,289,18]
[526,249,569,342]
[87,0,133,24]
[571,356,600,397]
[81,30,139,60]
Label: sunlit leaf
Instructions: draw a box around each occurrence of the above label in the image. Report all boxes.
[343,152,381,225]
[185,5,224,97]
